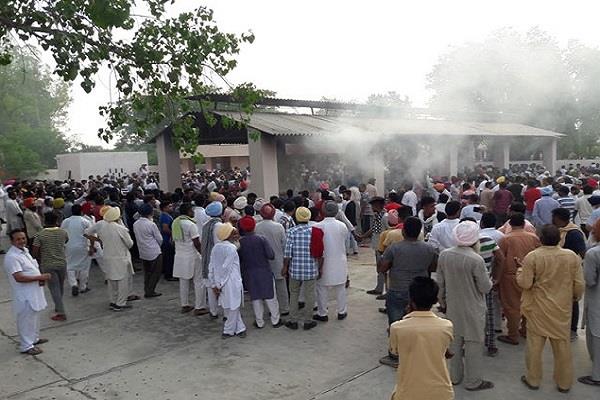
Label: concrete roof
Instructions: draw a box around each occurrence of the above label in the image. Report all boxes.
[215,111,564,138]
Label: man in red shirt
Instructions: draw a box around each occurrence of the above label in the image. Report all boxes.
[492,179,513,227]
[523,180,541,221]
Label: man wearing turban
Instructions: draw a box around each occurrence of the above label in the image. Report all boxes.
[200,201,224,318]
[437,220,494,391]
[23,198,42,246]
[209,223,246,338]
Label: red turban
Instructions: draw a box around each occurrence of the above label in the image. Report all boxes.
[238,216,256,233]
[23,197,35,209]
[259,204,276,220]
[81,202,93,216]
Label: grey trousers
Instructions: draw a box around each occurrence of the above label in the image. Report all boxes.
[289,278,316,325]
[142,254,162,296]
[449,336,485,389]
[586,329,600,381]
[274,278,289,314]
[45,267,66,314]
[108,273,132,306]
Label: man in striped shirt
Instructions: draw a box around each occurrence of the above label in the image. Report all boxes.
[556,186,576,221]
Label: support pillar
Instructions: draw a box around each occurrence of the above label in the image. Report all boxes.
[373,157,385,195]
[155,130,181,192]
[448,143,458,177]
[542,137,558,174]
[248,130,279,198]
[493,140,510,171]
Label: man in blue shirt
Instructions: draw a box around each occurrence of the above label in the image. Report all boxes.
[159,202,176,281]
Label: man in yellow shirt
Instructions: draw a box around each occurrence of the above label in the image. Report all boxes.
[517,224,585,393]
[389,277,454,400]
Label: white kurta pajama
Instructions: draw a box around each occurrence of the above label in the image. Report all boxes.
[5,198,24,231]
[584,245,600,381]
[3,245,48,352]
[85,220,134,307]
[255,219,289,314]
[173,218,210,311]
[315,217,349,316]
[209,241,245,335]
[61,215,93,290]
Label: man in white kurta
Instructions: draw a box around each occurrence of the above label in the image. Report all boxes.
[172,203,206,315]
[85,207,134,311]
[5,191,24,232]
[209,223,246,338]
[580,236,600,385]
[61,204,93,295]
[3,230,50,354]
[314,202,350,320]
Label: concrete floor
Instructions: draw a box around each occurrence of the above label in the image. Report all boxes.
[0,246,597,400]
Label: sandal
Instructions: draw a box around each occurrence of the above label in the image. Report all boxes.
[578,376,600,386]
[21,346,43,356]
[465,380,494,391]
[520,375,539,390]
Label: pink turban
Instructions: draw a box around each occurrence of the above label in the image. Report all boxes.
[387,209,399,226]
[453,221,480,247]
[260,204,276,220]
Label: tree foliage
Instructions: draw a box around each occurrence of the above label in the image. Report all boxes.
[0,0,266,157]
[0,50,71,178]
[427,28,600,158]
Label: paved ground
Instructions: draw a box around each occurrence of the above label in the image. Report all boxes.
[0,245,597,400]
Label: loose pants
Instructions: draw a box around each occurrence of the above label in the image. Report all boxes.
[108,273,132,307]
[179,275,203,309]
[586,330,600,381]
[449,336,485,389]
[67,267,90,291]
[525,332,573,390]
[289,279,316,325]
[142,254,162,296]
[500,274,526,341]
[161,242,175,279]
[45,267,66,314]
[316,282,347,316]
[274,278,289,314]
[223,307,246,335]
[14,301,41,352]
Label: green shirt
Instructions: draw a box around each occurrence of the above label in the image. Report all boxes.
[33,227,68,269]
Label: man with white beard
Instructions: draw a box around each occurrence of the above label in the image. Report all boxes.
[313,202,350,321]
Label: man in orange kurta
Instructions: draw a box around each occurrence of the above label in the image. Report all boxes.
[497,213,540,345]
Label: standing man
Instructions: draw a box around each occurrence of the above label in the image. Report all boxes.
[23,198,43,246]
[314,202,350,321]
[200,201,224,318]
[517,225,584,393]
[61,204,93,296]
[532,187,560,228]
[492,178,513,227]
[438,220,494,391]
[497,213,540,345]
[133,204,163,298]
[389,277,454,400]
[159,202,176,281]
[282,207,321,331]
[256,203,289,316]
[378,217,437,367]
[31,212,68,321]
[5,190,24,232]
[3,229,50,355]
[85,207,135,311]
[428,201,461,253]
[172,203,206,315]
[579,222,600,386]
[209,223,246,339]
[574,185,594,237]
[364,197,388,297]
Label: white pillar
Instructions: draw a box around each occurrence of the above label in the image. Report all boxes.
[542,137,558,174]
[248,130,279,198]
[373,158,385,194]
[448,143,458,177]
[155,130,181,192]
[493,140,510,170]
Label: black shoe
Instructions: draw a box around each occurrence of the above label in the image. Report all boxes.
[222,333,235,339]
[237,330,247,338]
[313,306,318,311]
[253,321,264,329]
[379,355,399,368]
[366,289,382,295]
[71,286,79,296]
[303,321,317,330]
[273,320,284,328]
[313,314,328,322]
[376,294,386,300]
[144,292,162,298]
[109,303,117,309]
[378,307,387,314]
[337,312,348,320]
[298,302,305,309]
[285,321,299,330]
[281,312,290,316]
[110,304,123,311]
[165,277,179,281]
[80,288,91,293]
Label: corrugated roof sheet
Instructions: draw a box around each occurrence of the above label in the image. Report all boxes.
[215,111,563,138]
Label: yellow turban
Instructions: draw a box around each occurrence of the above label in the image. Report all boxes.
[496,176,506,184]
[99,205,111,217]
[53,198,65,209]
[104,207,121,222]
[295,207,311,222]
[216,222,235,241]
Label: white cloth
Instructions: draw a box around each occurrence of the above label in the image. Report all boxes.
[173,219,201,279]
[15,301,41,352]
[194,207,210,231]
[209,241,243,310]
[428,218,460,253]
[67,268,89,290]
[107,273,132,306]
[5,198,23,231]
[61,216,93,271]
[460,205,483,221]
[401,190,418,215]
[85,220,134,281]
[132,217,162,261]
[316,282,347,316]
[179,276,204,308]
[479,227,505,244]
[252,283,280,328]
[315,217,349,286]
[3,246,47,311]
[223,308,246,335]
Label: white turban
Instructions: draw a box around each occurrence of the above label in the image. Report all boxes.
[453,221,480,247]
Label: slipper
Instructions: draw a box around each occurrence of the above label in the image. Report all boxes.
[127,295,141,301]
[21,346,43,356]
[578,376,600,386]
[520,375,539,390]
[465,380,494,391]
[497,335,519,345]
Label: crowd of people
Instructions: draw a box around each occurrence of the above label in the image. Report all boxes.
[1,161,600,399]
